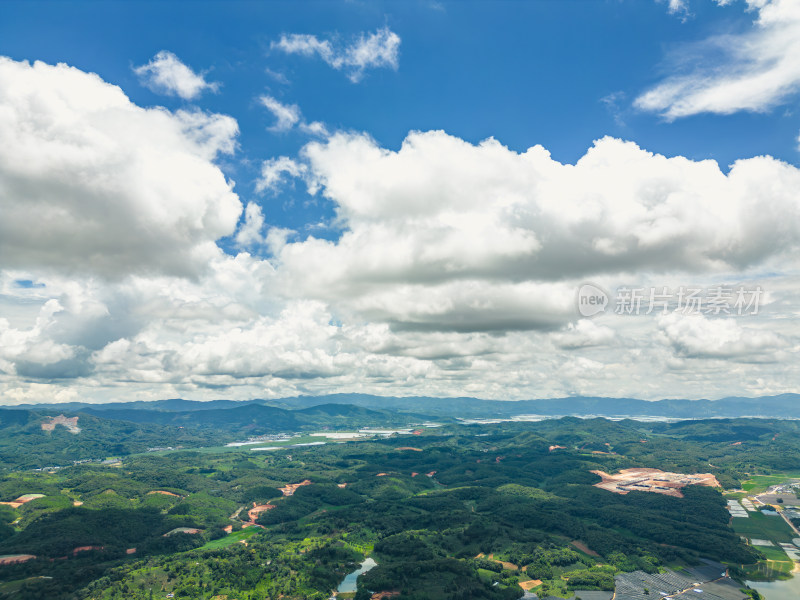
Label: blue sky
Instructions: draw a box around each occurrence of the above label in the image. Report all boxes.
[1,0,800,404]
[3,0,797,239]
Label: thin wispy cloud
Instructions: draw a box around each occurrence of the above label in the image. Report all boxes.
[255,156,307,193]
[260,95,329,137]
[264,67,290,85]
[637,0,800,119]
[260,95,301,131]
[600,91,627,126]
[134,51,219,100]
[272,27,401,82]
[659,0,693,21]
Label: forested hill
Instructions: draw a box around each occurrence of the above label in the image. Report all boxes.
[0,403,433,470]
[0,415,779,600]
[77,402,423,432]
[0,409,219,470]
[6,392,800,419]
[268,393,800,418]
[3,393,800,471]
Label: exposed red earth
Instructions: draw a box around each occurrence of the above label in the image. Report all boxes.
[279,480,312,496]
[247,502,275,522]
[0,494,45,509]
[570,540,600,557]
[40,415,81,433]
[0,554,36,565]
[163,528,202,537]
[148,490,182,497]
[519,580,542,591]
[72,546,103,555]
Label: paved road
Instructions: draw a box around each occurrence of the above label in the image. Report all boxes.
[779,507,800,538]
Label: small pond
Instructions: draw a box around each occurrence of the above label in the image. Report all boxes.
[746,575,800,600]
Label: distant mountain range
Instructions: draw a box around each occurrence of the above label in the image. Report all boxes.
[265,393,800,419]
[76,402,424,432]
[3,392,800,419]
[2,393,800,470]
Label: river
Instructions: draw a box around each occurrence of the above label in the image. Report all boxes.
[337,557,377,593]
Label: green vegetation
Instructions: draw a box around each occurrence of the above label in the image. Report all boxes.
[740,474,800,494]
[730,512,795,544]
[727,510,797,582]
[0,403,434,472]
[197,527,259,550]
[735,556,795,581]
[0,409,220,471]
[1,413,798,599]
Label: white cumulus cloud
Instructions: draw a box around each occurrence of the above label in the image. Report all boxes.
[1,56,799,403]
[658,312,789,360]
[235,202,268,249]
[0,56,242,278]
[276,131,800,295]
[552,320,616,349]
[265,130,800,335]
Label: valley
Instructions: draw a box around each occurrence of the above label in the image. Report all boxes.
[1,399,800,599]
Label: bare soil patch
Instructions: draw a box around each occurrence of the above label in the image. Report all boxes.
[570,540,600,557]
[247,503,275,522]
[591,468,719,498]
[0,494,45,509]
[0,554,35,565]
[40,415,80,434]
[72,546,103,555]
[279,480,312,496]
[148,490,182,497]
[519,580,542,590]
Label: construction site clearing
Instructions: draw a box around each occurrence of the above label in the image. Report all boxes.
[591,468,720,498]
[40,415,81,434]
[279,480,312,496]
